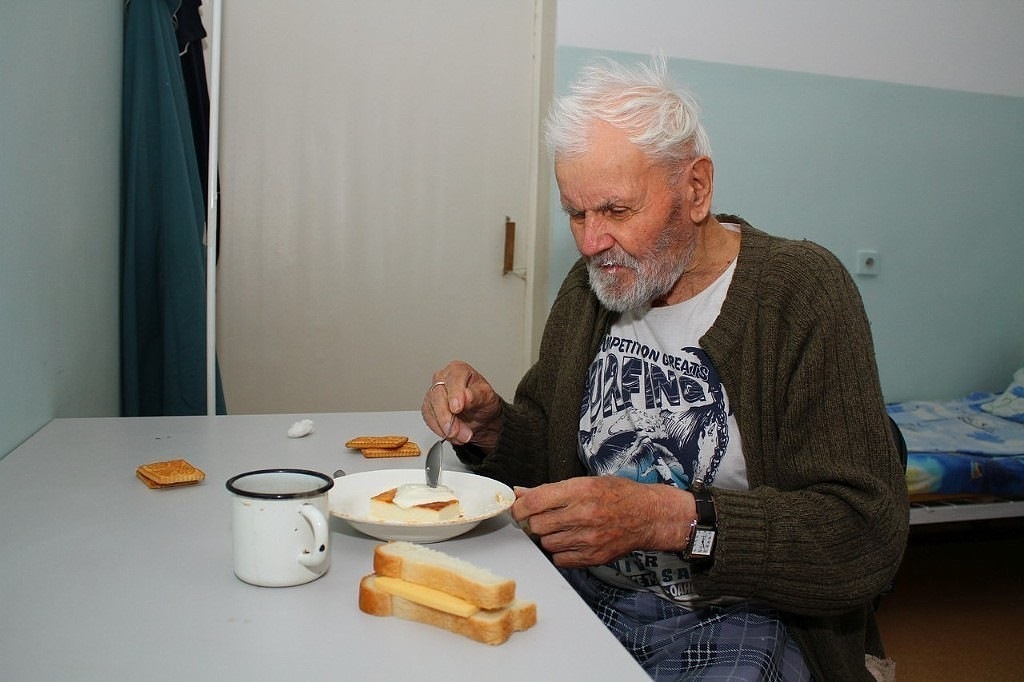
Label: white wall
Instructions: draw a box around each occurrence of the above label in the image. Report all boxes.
[557,0,1024,97]
[0,0,122,457]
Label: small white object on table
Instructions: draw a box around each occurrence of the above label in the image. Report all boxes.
[0,412,648,681]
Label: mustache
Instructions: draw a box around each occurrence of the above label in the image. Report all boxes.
[588,246,639,270]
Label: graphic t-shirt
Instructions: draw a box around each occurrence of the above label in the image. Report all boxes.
[579,257,748,606]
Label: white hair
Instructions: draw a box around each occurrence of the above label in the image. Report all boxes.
[544,55,711,172]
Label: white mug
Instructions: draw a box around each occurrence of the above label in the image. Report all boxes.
[226,469,334,587]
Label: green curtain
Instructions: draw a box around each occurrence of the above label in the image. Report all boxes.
[121,0,225,416]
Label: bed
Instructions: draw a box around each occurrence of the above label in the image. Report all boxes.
[886,367,1024,525]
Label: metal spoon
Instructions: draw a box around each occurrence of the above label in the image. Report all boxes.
[426,411,455,488]
[425,438,444,488]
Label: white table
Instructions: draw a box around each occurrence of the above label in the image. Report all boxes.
[0,413,648,681]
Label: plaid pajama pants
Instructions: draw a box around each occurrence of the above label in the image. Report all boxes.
[561,568,813,681]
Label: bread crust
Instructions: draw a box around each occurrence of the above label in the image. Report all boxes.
[359,574,536,645]
[357,574,394,616]
[373,541,515,609]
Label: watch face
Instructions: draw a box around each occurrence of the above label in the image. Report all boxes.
[692,528,716,557]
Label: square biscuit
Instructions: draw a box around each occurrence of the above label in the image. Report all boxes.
[345,435,409,450]
[137,458,205,488]
[362,441,421,458]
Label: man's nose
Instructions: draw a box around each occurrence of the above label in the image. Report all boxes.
[575,214,615,257]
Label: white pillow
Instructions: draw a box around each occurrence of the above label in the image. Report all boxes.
[981,367,1024,423]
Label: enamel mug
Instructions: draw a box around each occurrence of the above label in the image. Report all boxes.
[226,469,334,587]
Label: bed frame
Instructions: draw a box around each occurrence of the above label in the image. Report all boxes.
[909,496,1024,525]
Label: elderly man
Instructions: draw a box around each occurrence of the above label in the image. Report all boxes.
[423,57,907,681]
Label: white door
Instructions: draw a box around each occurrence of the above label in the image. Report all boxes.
[215,0,552,413]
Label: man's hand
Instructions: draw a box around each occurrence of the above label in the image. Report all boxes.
[421,361,503,453]
[512,477,695,567]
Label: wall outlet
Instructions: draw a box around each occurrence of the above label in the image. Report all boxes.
[856,249,880,276]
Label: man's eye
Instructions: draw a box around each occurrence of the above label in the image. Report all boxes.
[563,206,631,222]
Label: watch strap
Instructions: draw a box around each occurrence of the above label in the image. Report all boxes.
[682,487,717,563]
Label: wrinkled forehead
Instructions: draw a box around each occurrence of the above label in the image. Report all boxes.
[554,127,670,207]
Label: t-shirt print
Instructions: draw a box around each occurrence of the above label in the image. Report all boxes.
[579,343,729,490]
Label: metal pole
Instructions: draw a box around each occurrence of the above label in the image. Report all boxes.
[205,0,223,416]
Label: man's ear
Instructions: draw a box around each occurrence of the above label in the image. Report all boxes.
[686,156,714,222]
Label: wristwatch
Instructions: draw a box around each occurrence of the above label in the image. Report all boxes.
[682,486,717,563]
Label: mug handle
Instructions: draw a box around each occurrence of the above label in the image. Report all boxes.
[296,503,330,568]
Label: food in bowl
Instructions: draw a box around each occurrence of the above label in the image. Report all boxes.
[370,483,463,522]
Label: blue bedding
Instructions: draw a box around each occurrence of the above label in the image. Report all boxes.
[887,392,1024,497]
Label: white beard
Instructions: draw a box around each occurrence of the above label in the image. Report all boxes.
[587,222,694,313]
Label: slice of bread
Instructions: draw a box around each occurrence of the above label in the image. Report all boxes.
[373,541,515,610]
[359,574,537,645]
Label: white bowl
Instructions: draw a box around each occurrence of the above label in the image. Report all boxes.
[328,469,514,543]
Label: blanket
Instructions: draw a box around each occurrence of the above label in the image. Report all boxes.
[887,387,1024,497]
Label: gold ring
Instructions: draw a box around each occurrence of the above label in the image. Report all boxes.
[430,381,446,390]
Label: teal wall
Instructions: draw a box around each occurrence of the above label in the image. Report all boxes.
[550,47,1024,402]
[0,0,122,458]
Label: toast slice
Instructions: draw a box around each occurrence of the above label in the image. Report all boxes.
[359,574,537,645]
[373,541,516,610]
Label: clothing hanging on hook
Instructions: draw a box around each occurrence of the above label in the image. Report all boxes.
[174,0,199,57]
[121,0,225,417]
[175,0,218,250]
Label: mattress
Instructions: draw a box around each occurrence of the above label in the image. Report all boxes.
[887,391,1024,498]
